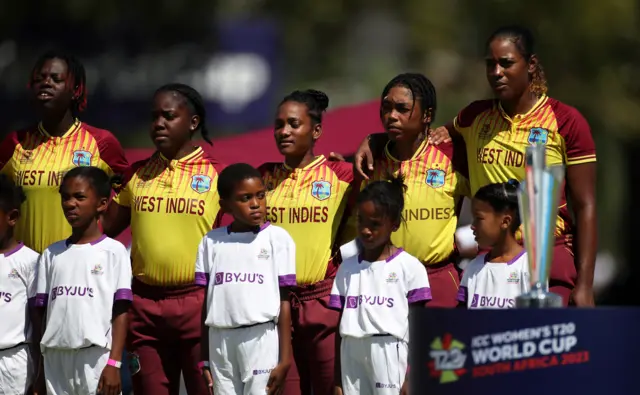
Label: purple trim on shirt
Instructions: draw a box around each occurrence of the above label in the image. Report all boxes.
[328,294,344,309]
[194,272,209,286]
[226,221,271,235]
[484,249,525,265]
[407,287,432,303]
[357,248,405,264]
[66,234,108,247]
[35,293,48,307]
[385,248,404,262]
[114,289,133,301]
[457,286,468,302]
[2,242,24,258]
[278,274,296,287]
[28,297,36,307]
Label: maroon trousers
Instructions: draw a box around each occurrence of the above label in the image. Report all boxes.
[283,278,340,395]
[128,279,208,395]
[426,262,461,308]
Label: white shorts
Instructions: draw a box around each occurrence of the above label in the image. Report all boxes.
[208,322,279,395]
[0,344,32,395]
[43,346,111,395]
[340,335,408,395]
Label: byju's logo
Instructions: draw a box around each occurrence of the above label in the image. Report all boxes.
[428,333,467,383]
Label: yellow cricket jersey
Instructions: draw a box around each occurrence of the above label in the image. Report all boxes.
[453,95,596,236]
[113,147,225,286]
[353,139,469,265]
[259,156,354,285]
[0,120,128,253]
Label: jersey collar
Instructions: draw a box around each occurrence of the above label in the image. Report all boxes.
[357,248,404,264]
[497,94,548,123]
[226,221,271,235]
[1,242,24,258]
[483,249,525,265]
[38,118,82,138]
[384,138,429,162]
[282,155,326,172]
[158,146,204,165]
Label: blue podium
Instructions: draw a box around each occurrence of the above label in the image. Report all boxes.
[410,308,640,394]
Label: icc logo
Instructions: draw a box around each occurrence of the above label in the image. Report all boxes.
[311,180,331,201]
[426,168,446,189]
[428,333,467,383]
[191,175,212,194]
[72,150,92,167]
[528,127,549,145]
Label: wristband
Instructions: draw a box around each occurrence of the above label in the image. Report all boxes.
[107,359,122,369]
[197,361,210,369]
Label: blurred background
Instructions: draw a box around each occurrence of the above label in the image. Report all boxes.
[1,0,638,307]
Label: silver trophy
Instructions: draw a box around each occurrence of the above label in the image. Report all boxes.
[515,145,564,308]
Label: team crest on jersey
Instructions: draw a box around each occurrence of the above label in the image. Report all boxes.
[257,248,270,260]
[528,128,549,145]
[386,272,399,284]
[190,175,212,194]
[8,269,19,279]
[425,169,446,189]
[72,150,92,167]
[91,264,104,275]
[311,180,331,201]
[507,271,519,284]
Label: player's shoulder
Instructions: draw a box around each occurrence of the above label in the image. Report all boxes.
[43,240,69,256]
[546,97,590,130]
[323,159,354,183]
[204,226,230,243]
[456,99,496,128]
[80,122,119,143]
[396,250,424,269]
[97,236,128,253]
[4,127,33,143]
[200,149,226,175]
[8,244,39,266]
[257,162,281,176]
[119,156,154,185]
[465,254,488,274]
[263,223,294,242]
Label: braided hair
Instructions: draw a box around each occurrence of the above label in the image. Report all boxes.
[29,51,88,114]
[357,173,407,227]
[380,73,437,126]
[279,89,329,126]
[487,25,548,96]
[155,83,212,145]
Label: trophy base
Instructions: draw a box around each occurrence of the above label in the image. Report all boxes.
[516,289,563,308]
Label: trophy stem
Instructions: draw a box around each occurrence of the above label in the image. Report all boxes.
[515,282,563,308]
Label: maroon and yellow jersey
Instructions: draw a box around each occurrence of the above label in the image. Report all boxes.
[0,120,128,253]
[259,156,353,285]
[350,139,469,265]
[113,148,225,286]
[453,95,596,236]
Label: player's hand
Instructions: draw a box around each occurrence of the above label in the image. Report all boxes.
[354,135,374,180]
[334,385,344,395]
[400,373,410,395]
[328,152,346,162]
[428,126,451,145]
[202,368,214,395]
[266,362,290,395]
[570,283,595,307]
[97,365,121,395]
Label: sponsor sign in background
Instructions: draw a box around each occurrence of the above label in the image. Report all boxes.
[411,308,640,394]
